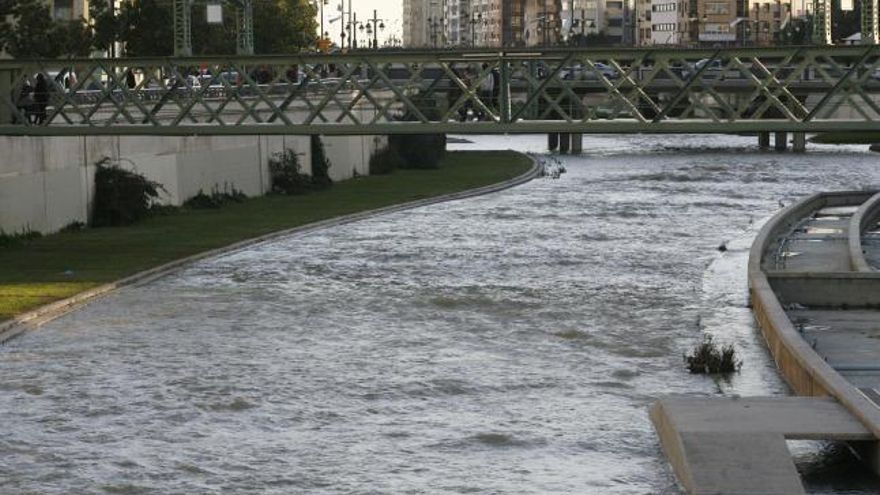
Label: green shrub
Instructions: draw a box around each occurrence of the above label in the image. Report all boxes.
[369,146,406,175]
[92,158,164,227]
[269,149,312,195]
[684,335,741,374]
[0,227,41,249]
[59,221,86,233]
[310,135,332,189]
[184,184,247,209]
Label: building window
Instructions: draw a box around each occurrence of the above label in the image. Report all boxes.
[53,0,73,20]
[704,23,730,32]
[607,1,624,8]
[652,22,676,31]
[651,3,677,12]
[706,2,729,14]
[608,18,623,27]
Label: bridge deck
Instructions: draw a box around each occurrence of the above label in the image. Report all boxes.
[2,46,880,136]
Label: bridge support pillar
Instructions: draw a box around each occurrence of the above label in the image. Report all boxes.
[851,441,880,477]
[559,133,571,154]
[758,132,771,149]
[0,69,13,125]
[548,133,559,151]
[571,133,583,154]
[792,132,806,153]
[775,131,788,151]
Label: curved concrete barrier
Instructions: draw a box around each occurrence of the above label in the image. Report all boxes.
[0,154,543,344]
[849,191,880,272]
[748,191,880,439]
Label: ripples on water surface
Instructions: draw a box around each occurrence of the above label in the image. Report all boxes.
[3,135,880,494]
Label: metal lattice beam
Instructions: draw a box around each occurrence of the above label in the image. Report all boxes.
[236,0,254,56]
[173,0,193,57]
[2,47,880,136]
[174,0,254,56]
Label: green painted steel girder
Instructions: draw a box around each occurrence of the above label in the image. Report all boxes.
[1,47,879,136]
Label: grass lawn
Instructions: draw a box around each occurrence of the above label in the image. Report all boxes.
[810,131,880,145]
[0,150,532,321]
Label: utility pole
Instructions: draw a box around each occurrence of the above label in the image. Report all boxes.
[348,0,353,49]
[353,12,358,49]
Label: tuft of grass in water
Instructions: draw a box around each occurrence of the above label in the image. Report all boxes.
[0,151,532,322]
[684,334,741,374]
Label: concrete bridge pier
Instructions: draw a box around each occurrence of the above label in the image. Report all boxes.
[571,133,583,154]
[775,131,788,151]
[758,132,771,149]
[792,132,806,153]
[559,133,571,153]
[548,133,559,151]
[0,70,13,125]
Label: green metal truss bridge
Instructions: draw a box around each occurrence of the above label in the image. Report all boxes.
[1,46,880,136]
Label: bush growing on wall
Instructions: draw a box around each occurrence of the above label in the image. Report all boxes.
[92,158,164,227]
[310,135,332,188]
[269,149,312,195]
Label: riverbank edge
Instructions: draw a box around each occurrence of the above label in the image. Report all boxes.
[0,153,543,344]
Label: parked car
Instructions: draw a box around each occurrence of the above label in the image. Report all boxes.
[561,62,619,80]
[683,58,745,80]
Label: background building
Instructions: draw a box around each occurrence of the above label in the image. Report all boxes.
[403,0,444,47]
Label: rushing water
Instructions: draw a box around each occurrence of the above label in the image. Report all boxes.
[3,135,880,494]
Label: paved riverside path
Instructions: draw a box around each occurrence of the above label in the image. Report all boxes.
[651,397,872,495]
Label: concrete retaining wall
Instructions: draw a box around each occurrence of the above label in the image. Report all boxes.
[768,271,880,307]
[850,191,880,272]
[0,133,385,234]
[748,191,880,439]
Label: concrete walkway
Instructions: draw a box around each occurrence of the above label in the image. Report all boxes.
[651,397,872,495]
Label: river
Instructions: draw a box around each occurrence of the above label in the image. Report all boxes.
[2,134,880,494]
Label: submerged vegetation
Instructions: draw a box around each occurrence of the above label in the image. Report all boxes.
[684,334,741,374]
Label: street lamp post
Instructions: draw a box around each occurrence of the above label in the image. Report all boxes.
[362,9,385,49]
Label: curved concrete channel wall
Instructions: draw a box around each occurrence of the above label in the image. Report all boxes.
[749,191,880,439]
[0,155,543,344]
[849,191,880,272]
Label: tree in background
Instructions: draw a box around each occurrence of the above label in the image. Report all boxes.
[2,0,317,58]
[0,0,93,57]
[116,0,174,56]
[95,0,316,56]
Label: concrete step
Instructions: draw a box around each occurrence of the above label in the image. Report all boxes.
[651,396,874,495]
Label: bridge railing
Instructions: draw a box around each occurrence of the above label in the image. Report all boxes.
[1,46,879,135]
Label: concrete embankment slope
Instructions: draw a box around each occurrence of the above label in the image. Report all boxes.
[653,190,880,494]
[0,155,543,344]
